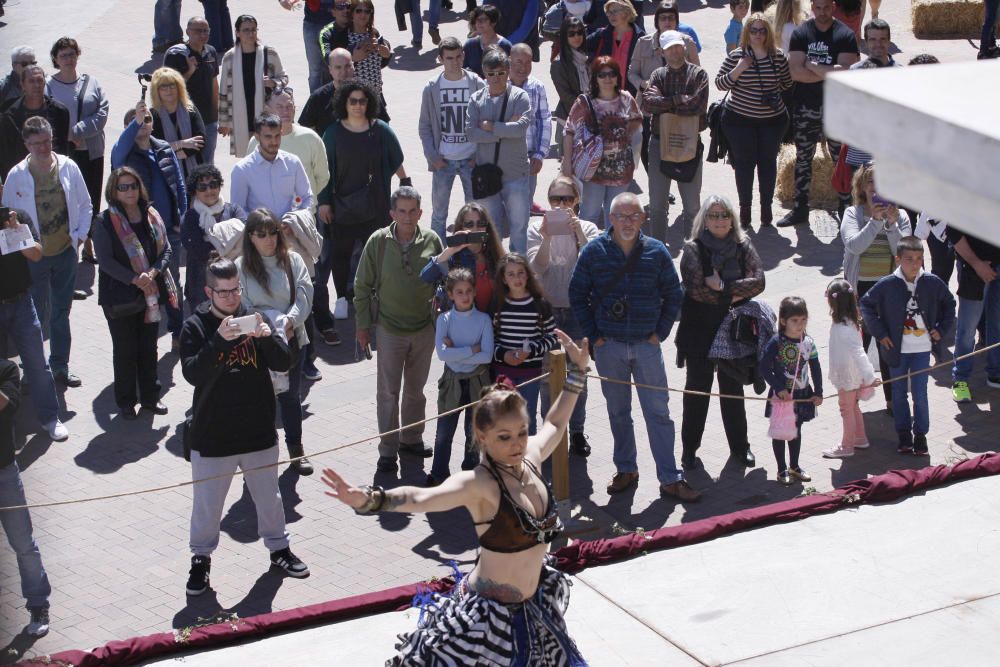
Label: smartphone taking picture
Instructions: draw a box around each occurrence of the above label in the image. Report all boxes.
[447,231,488,247]
[228,314,257,335]
[543,208,572,235]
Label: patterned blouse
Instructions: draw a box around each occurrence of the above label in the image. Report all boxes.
[565,93,642,186]
[348,31,387,95]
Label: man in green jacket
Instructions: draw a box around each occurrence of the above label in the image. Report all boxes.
[354,186,443,473]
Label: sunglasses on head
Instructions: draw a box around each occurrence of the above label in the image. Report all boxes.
[195,180,222,192]
[116,182,141,193]
[252,229,279,238]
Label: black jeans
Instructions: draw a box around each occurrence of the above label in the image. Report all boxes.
[721,109,788,208]
[681,355,750,456]
[105,310,160,409]
[927,233,955,285]
[72,149,104,238]
[857,280,893,405]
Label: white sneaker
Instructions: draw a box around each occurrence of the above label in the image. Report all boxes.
[334,297,349,320]
[854,441,870,449]
[822,446,854,459]
[45,419,69,442]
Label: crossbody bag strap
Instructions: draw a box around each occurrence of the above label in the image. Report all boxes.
[584,94,600,135]
[76,74,90,126]
[492,90,509,165]
[591,239,644,315]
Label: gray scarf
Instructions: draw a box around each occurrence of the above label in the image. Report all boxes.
[157,105,197,176]
[698,229,743,282]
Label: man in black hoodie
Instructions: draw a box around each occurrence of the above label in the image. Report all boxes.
[179,256,309,596]
[0,359,52,637]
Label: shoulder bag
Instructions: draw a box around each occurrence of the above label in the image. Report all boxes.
[332,122,386,226]
[471,91,508,199]
[571,95,604,182]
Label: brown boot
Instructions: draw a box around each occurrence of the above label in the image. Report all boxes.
[606,472,639,494]
[660,480,701,502]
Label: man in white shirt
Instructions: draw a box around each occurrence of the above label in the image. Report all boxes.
[230,114,313,218]
[418,37,485,240]
[509,43,551,212]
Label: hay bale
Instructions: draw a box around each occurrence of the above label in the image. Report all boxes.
[776,143,839,210]
[912,0,999,39]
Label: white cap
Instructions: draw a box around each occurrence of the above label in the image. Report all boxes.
[659,30,685,51]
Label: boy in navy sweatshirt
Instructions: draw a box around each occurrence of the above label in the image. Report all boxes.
[860,236,955,454]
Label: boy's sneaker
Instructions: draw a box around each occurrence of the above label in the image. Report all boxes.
[822,446,854,459]
[25,606,49,637]
[913,433,929,455]
[44,419,69,442]
[302,360,323,381]
[186,555,211,596]
[897,431,914,454]
[952,381,972,403]
[987,377,1000,389]
[270,547,310,578]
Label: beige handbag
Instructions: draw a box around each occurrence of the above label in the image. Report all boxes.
[658,112,700,163]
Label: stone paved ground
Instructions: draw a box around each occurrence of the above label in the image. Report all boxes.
[1,0,997,662]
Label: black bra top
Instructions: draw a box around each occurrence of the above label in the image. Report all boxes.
[475,458,563,553]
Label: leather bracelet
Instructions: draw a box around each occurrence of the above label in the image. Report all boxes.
[354,484,386,515]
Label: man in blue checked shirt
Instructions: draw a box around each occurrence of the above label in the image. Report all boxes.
[569,192,701,502]
[509,44,551,213]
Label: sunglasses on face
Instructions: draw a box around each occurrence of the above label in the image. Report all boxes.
[706,211,731,220]
[597,70,618,79]
[195,180,222,192]
[749,27,767,35]
[462,219,488,229]
[354,7,373,13]
[116,182,141,192]
[567,30,585,37]
[252,229,279,238]
[347,96,368,106]
[484,70,508,78]
[549,194,576,204]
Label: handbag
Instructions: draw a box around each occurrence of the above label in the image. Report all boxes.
[332,122,385,226]
[832,143,852,193]
[105,293,147,319]
[659,138,703,183]
[658,112,700,163]
[570,95,604,182]
[471,91,509,199]
[767,342,803,441]
[730,311,759,344]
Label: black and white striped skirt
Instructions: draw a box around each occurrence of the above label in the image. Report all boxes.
[388,565,587,666]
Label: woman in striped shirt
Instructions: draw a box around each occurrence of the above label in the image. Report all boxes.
[715,13,792,229]
[492,254,559,435]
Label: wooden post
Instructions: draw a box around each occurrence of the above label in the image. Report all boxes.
[549,350,570,502]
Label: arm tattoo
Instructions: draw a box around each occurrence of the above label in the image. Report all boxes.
[471,577,526,604]
[381,490,410,512]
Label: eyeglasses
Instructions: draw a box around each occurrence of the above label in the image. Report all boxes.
[210,286,242,298]
[116,182,141,192]
[706,211,732,220]
[159,82,178,90]
[195,180,222,191]
[15,60,37,66]
[748,27,767,35]
[596,70,618,79]
[610,212,643,222]
[461,219,488,229]
[347,96,368,106]
[354,7,373,13]
[567,30,585,37]
[484,70,508,78]
[252,229,279,238]
[548,194,576,204]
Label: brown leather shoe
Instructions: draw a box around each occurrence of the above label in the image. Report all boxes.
[660,480,702,502]
[606,472,639,494]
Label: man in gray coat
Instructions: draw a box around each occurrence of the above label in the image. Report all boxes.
[419,37,485,239]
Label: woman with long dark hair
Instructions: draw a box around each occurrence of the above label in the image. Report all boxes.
[93,167,177,420]
[346,0,392,119]
[236,209,314,475]
[551,16,590,158]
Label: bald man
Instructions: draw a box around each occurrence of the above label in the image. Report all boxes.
[298,48,355,139]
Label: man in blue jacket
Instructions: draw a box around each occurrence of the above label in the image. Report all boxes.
[111,100,187,349]
[569,192,700,501]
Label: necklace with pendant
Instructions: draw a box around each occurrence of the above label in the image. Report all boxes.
[494,461,527,486]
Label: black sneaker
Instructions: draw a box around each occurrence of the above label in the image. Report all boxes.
[776,207,809,228]
[186,555,211,596]
[913,433,929,455]
[376,455,398,473]
[270,547,310,578]
[26,606,50,637]
[569,432,591,457]
[400,441,433,458]
[897,431,914,454]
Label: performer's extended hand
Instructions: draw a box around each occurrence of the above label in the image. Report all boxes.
[321,468,368,510]
[555,329,589,369]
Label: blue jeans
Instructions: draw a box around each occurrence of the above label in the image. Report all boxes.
[521,378,541,436]
[953,277,1000,382]
[153,0,183,48]
[477,175,531,255]
[166,230,184,337]
[0,296,61,425]
[890,351,931,436]
[198,0,234,53]
[28,246,77,375]
[277,349,305,448]
[303,19,325,92]
[539,307,587,434]
[203,121,219,166]
[0,462,51,609]
[429,0,442,28]
[409,0,424,44]
[580,181,627,230]
[430,379,477,479]
[594,339,683,485]
[430,158,474,240]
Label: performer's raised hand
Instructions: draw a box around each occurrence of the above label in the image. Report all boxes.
[321,468,368,510]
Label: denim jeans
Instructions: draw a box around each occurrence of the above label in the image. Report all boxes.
[277,349,305,448]
[580,181,627,230]
[594,339,683,484]
[431,158,475,240]
[0,296,61,426]
[890,351,931,436]
[0,462,51,609]
[28,246,77,375]
[409,0,424,44]
[203,121,219,166]
[198,0,234,53]
[153,0,183,48]
[477,175,531,255]
[430,379,477,479]
[648,134,703,241]
[520,377,541,436]
[953,276,1000,382]
[166,230,184,337]
[303,19,325,92]
[429,0,442,28]
[539,307,587,434]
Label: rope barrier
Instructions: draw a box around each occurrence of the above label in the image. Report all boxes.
[3,340,998,512]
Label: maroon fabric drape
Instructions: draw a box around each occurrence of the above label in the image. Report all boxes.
[24,453,1000,667]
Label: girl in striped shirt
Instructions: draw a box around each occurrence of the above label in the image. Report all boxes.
[492,254,559,434]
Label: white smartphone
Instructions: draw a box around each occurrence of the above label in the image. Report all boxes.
[543,209,572,235]
[229,314,258,335]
